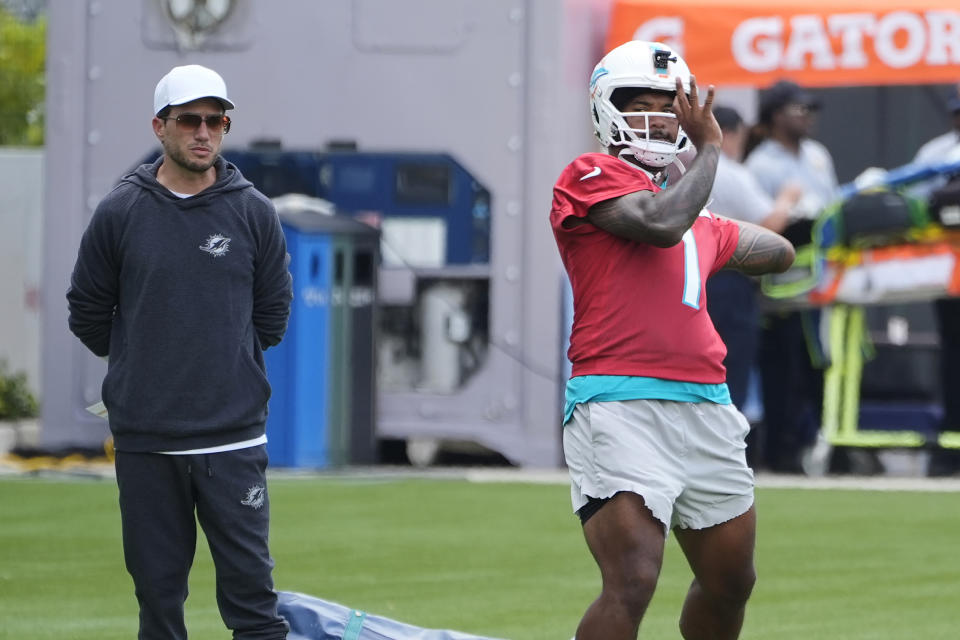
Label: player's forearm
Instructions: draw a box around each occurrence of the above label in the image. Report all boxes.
[587,144,720,247]
[758,207,789,234]
[66,310,113,357]
[759,187,797,233]
[725,220,796,275]
[638,143,720,245]
[67,276,116,358]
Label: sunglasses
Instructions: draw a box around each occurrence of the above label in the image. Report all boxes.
[783,103,813,117]
[161,113,231,134]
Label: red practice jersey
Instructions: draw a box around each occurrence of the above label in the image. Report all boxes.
[551,153,740,383]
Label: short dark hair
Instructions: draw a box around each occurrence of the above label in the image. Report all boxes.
[713,106,743,133]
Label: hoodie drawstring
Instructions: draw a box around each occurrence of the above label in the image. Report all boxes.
[186,456,212,477]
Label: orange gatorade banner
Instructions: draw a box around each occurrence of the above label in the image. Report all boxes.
[607,0,960,87]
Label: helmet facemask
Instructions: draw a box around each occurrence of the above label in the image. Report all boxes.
[604,102,689,168]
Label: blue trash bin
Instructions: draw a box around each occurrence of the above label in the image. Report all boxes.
[265,220,335,468]
[265,207,379,469]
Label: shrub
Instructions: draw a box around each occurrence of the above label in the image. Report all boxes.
[0,360,39,420]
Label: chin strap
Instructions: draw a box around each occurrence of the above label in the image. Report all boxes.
[669,155,687,176]
[616,150,667,186]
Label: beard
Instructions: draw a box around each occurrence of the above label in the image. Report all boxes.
[648,130,675,142]
[162,138,218,173]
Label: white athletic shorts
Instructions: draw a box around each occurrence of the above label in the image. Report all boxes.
[564,398,755,533]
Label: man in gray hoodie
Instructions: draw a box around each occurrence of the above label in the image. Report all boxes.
[67,64,292,640]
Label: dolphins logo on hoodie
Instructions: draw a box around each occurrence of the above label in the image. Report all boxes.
[199,233,231,257]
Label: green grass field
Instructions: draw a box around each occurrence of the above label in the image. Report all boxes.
[1,473,958,639]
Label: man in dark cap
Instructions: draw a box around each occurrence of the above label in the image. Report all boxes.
[914,91,960,161]
[748,80,837,229]
[912,86,960,476]
[705,105,801,458]
[912,87,960,197]
[744,80,839,473]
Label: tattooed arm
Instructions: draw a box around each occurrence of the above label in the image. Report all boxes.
[583,76,723,248]
[585,144,720,247]
[723,217,796,275]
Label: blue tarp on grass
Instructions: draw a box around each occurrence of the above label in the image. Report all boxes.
[278,591,508,640]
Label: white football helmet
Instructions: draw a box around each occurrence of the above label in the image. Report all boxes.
[590,40,692,168]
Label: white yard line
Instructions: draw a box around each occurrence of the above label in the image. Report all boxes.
[463,468,960,492]
[753,472,960,492]
[3,460,960,491]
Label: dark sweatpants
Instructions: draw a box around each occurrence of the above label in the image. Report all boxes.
[932,298,960,474]
[758,310,824,472]
[706,270,760,410]
[115,445,288,640]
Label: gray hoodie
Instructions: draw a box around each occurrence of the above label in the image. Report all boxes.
[67,156,293,452]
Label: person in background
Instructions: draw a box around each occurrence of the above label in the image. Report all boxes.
[913,86,960,476]
[551,41,794,639]
[66,64,292,639]
[913,88,960,174]
[744,80,839,474]
[706,106,802,407]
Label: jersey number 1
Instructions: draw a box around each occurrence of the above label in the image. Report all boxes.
[681,229,701,309]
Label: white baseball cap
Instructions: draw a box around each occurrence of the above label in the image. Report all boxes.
[153,64,235,115]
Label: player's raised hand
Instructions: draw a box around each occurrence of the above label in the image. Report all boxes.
[674,75,722,150]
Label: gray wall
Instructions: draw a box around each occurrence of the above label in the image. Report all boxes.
[0,149,43,395]
[42,0,616,465]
